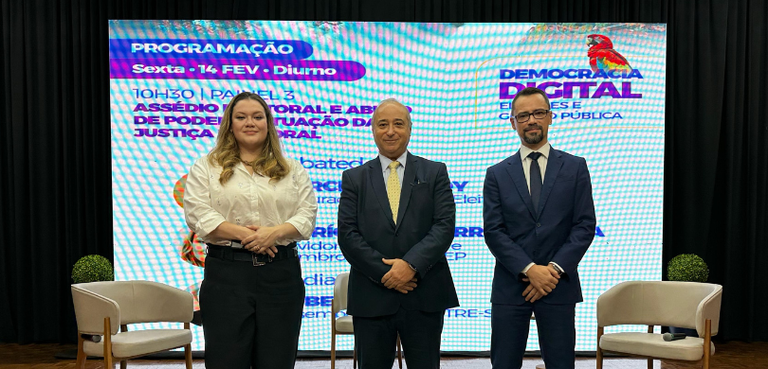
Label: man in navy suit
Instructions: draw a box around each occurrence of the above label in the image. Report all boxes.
[483,87,596,369]
[338,98,459,369]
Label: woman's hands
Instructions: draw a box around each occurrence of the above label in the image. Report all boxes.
[212,221,301,257]
[241,225,282,257]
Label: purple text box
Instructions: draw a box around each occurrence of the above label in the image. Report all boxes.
[110,39,314,60]
[111,59,366,81]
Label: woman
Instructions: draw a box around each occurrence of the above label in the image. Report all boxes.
[184,92,317,368]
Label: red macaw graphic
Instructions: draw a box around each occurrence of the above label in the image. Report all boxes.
[173,174,205,313]
[586,34,632,72]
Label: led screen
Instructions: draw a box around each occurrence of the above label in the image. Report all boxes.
[110,20,666,351]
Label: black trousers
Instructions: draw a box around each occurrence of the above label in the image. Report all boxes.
[199,253,305,369]
[353,307,445,369]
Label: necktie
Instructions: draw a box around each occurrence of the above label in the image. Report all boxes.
[528,152,542,214]
[387,161,401,223]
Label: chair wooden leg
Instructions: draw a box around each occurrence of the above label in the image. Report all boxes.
[330,306,337,369]
[182,323,192,369]
[396,334,403,369]
[104,317,114,369]
[119,324,129,369]
[596,326,604,369]
[331,332,336,369]
[703,319,712,369]
[76,335,86,369]
[185,343,192,369]
[645,325,655,369]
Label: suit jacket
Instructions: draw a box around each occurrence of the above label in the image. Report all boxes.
[483,147,596,305]
[338,152,459,317]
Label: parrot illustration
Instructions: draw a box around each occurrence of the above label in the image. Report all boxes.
[586,34,632,72]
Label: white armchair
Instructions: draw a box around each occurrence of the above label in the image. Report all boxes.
[331,272,402,369]
[71,280,194,369]
[596,281,723,369]
[331,272,355,369]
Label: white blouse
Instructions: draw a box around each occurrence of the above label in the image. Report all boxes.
[184,155,318,246]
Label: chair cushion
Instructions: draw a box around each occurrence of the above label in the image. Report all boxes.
[600,332,715,361]
[335,316,354,334]
[84,329,192,358]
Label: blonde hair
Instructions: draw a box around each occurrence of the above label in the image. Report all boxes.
[208,92,289,184]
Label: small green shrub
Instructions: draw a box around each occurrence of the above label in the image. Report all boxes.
[72,254,114,283]
[667,254,709,282]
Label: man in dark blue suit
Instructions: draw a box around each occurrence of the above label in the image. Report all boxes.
[483,87,596,369]
[338,98,459,369]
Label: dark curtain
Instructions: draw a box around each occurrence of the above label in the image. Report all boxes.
[1,0,765,344]
[664,0,768,340]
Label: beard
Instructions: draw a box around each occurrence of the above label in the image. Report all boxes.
[523,125,544,145]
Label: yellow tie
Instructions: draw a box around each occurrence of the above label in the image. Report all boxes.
[387,161,401,223]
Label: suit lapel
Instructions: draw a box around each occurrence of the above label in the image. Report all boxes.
[367,158,396,227]
[539,148,563,216]
[504,152,537,219]
[394,153,417,229]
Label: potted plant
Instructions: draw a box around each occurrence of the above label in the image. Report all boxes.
[72,254,114,283]
[667,253,709,283]
[667,253,709,336]
[71,254,114,344]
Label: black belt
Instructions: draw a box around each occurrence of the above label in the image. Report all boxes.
[206,242,298,266]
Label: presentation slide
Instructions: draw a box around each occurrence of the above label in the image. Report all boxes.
[110,20,666,351]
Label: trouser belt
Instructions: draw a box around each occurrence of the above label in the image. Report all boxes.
[206,242,298,266]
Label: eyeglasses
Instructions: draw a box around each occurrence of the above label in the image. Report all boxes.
[514,109,550,123]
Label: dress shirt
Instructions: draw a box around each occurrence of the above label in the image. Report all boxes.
[516,143,564,276]
[379,151,408,191]
[377,151,419,272]
[184,155,318,246]
[519,143,551,195]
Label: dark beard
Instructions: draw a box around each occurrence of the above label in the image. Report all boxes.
[523,126,544,145]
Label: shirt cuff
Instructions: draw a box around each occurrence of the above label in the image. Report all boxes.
[285,218,313,241]
[522,262,535,276]
[193,215,226,240]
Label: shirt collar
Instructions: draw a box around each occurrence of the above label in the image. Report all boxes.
[519,142,551,160]
[379,151,408,172]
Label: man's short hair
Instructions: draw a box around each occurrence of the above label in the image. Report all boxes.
[372,98,412,128]
[511,87,551,114]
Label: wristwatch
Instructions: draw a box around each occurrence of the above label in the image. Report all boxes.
[407,262,418,272]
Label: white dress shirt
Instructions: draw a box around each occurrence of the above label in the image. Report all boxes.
[519,143,551,194]
[184,155,318,246]
[516,143,563,276]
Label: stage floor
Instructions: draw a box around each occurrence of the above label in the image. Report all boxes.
[0,341,766,368]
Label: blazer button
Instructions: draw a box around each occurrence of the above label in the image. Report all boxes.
[536,223,541,227]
